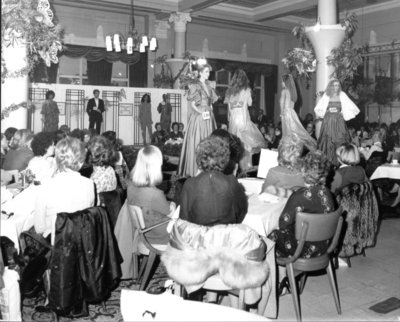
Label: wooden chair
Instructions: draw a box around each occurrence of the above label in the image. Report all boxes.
[276,207,343,322]
[127,205,169,290]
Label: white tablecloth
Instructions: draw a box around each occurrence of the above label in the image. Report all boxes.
[370,164,400,180]
[243,193,287,237]
[121,289,271,321]
[1,185,38,252]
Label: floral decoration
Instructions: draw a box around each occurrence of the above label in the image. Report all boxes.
[1,0,64,84]
[1,101,34,120]
[282,48,316,79]
[19,168,36,186]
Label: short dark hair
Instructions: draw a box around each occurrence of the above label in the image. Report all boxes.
[196,136,230,172]
[93,89,100,95]
[69,128,84,141]
[87,135,115,166]
[4,127,17,141]
[31,132,54,156]
[45,90,55,100]
[155,122,162,130]
[171,122,179,130]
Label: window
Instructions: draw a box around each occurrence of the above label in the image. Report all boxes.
[58,57,88,85]
[215,69,229,100]
[111,61,129,87]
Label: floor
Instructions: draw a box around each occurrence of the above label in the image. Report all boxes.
[274,217,400,321]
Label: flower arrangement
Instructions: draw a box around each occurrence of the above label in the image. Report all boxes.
[282,48,316,79]
[1,0,64,84]
[1,101,34,120]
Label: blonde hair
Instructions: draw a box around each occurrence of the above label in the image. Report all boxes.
[336,143,360,166]
[131,145,163,187]
[55,137,86,172]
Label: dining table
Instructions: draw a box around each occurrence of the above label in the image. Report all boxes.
[370,163,400,181]
[1,183,39,252]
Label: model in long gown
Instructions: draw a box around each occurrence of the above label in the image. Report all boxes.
[317,101,351,165]
[280,88,316,151]
[227,88,266,153]
[178,81,217,177]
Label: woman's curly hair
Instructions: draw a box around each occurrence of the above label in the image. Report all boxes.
[225,69,250,99]
[31,132,54,156]
[55,137,86,172]
[277,139,304,172]
[301,150,330,185]
[196,136,230,172]
[87,135,115,167]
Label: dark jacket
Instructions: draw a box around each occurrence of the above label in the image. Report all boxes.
[179,171,248,226]
[86,98,105,121]
[330,165,368,194]
[49,206,122,316]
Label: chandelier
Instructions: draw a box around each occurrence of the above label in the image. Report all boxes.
[105,0,157,53]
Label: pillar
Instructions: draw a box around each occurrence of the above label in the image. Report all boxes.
[305,0,346,138]
[1,38,29,130]
[167,12,192,89]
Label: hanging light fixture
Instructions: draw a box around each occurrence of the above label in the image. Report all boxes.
[105,0,157,53]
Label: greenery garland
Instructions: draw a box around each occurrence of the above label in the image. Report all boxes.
[1,101,34,120]
[283,12,363,89]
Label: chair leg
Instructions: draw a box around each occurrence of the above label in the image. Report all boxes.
[132,253,139,281]
[137,255,148,282]
[299,273,307,294]
[287,263,301,322]
[326,262,341,315]
[140,252,158,291]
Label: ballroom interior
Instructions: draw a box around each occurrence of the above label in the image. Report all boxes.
[1,0,400,321]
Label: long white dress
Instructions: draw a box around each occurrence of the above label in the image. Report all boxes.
[226,88,266,153]
[280,88,317,151]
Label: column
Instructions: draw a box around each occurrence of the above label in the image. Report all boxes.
[167,12,192,88]
[305,0,345,138]
[168,12,191,59]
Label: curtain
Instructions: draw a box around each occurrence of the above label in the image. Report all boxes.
[264,73,277,122]
[129,53,148,87]
[87,60,113,86]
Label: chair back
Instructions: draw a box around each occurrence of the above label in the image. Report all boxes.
[295,207,342,243]
[127,205,146,230]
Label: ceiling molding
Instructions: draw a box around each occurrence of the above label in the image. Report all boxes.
[178,0,227,13]
[253,0,318,22]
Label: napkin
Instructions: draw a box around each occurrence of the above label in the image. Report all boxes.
[258,192,280,204]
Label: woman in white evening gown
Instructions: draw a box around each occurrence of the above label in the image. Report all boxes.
[225,69,266,170]
[280,74,316,151]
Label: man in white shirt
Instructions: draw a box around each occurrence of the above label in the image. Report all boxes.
[86,89,105,134]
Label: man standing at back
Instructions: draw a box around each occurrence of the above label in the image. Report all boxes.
[87,89,105,134]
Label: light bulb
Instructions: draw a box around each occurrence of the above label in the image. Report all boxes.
[106,36,112,51]
[149,37,157,51]
[142,35,149,47]
[139,43,145,53]
[127,37,133,54]
[114,34,121,52]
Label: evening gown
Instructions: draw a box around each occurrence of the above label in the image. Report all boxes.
[317,101,351,165]
[280,89,316,151]
[178,81,217,177]
[41,100,60,132]
[227,88,266,153]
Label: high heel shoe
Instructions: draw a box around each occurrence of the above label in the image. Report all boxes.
[278,277,291,296]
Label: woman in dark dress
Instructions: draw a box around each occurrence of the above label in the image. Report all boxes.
[157,94,172,132]
[268,150,337,259]
[41,90,60,132]
[315,80,359,165]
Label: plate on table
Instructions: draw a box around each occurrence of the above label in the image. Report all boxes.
[258,192,280,204]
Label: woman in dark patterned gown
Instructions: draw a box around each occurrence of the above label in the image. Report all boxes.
[268,150,337,259]
[41,90,60,132]
[315,79,359,165]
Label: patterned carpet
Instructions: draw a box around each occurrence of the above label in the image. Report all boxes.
[22,264,169,321]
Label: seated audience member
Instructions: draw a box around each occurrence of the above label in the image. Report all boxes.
[59,124,70,135]
[82,129,96,145]
[54,130,67,144]
[127,145,175,244]
[179,136,248,226]
[178,122,185,135]
[2,129,34,171]
[102,131,129,189]
[1,133,9,168]
[34,137,96,243]
[27,132,57,184]
[169,122,184,140]
[265,125,277,149]
[211,128,244,176]
[361,130,384,160]
[268,150,337,259]
[272,126,282,149]
[87,135,117,194]
[70,128,84,141]
[151,122,168,145]
[261,140,305,192]
[306,121,317,140]
[348,126,360,147]
[330,143,368,194]
[4,127,18,143]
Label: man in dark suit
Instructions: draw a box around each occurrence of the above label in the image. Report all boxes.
[86,89,105,134]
